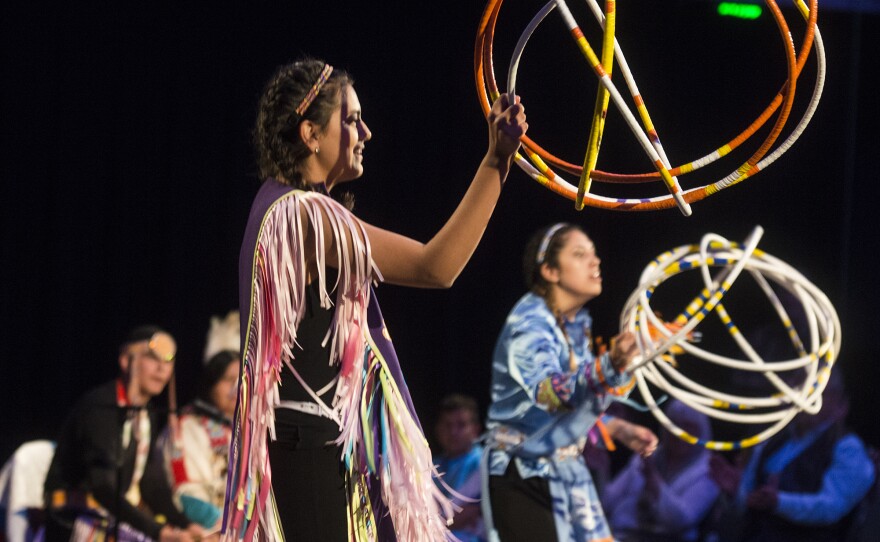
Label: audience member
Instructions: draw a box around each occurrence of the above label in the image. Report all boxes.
[603,400,719,542]
[709,370,875,542]
[163,312,239,530]
[0,440,55,542]
[163,351,238,530]
[434,394,485,542]
[583,402,658,497]
[43,326,202,542]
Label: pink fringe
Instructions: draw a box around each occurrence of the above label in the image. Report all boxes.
[223,191,454,541]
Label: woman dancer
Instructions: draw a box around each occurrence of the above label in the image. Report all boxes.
[484,223,647,542]
[221,58,526,541]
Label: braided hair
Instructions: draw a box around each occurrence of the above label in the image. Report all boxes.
[254,58,353,188]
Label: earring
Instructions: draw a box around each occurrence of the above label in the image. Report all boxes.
[314,147,319,154]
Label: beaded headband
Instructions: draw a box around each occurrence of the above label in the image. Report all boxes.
[535,223,568,265]
[295,63,334,117]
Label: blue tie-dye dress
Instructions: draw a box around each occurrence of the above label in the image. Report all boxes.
[485,292,633,542]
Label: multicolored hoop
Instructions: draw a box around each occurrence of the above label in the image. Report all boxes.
[619,226,841,450]
[475,0,825,214]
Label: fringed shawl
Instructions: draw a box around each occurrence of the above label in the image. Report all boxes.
[221,180,454,541]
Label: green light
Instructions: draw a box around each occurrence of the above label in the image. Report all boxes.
[717,2,763,19]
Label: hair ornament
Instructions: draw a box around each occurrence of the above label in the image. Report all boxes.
[203,310,240,363]
[295,63,334,117]
[536,223,567,265]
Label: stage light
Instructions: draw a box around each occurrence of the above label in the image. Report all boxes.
[717,2,764,19]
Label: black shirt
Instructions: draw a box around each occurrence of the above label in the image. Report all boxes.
[44,380,190,539]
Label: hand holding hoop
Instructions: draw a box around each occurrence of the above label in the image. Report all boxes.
[619,226,840,450]
[475,0,824,213]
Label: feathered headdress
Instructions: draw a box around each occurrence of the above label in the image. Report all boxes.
[203,310,240,363]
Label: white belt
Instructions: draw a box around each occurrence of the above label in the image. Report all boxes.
[488,426,585,461]
[277,369,342,425]
[276,400,336,420]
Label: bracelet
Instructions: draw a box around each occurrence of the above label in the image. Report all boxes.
[595,354,635,396]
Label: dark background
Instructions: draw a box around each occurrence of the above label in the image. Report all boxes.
[2,1,878,459]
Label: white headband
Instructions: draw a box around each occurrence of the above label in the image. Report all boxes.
[535,223,567,265]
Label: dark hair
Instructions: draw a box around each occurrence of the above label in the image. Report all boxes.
[198,350,240,404]
[522,224,587,363]
[254,58,353,188]
[438,393,480,424]
[522,223,584,297]
[119,324,166,351]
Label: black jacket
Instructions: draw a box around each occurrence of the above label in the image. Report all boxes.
[44,380,190,539]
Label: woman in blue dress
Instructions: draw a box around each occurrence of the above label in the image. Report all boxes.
[484,223,652,542]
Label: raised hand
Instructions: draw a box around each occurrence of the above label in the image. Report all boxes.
[486,93,528,167]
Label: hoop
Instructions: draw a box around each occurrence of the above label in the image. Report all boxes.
[619,226,841,449]
[475,0,825,214]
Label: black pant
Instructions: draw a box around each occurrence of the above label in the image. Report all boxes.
[489,462,558,542]
[268,417,348,541]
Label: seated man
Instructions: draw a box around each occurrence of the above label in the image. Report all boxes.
[43,326,202,542]
[709,370,875,542]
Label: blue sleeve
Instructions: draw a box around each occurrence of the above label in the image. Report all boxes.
[508,319,566,404]
[775,434,876,524]
[736,447,761,506]
[509,319,630,411]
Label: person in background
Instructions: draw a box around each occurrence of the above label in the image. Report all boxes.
[43,326,202,542]
[163,313,239,531]
[582,402,658,498]
[602,400,719,542]
[434,394,486,542]
[709,370,875,542]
